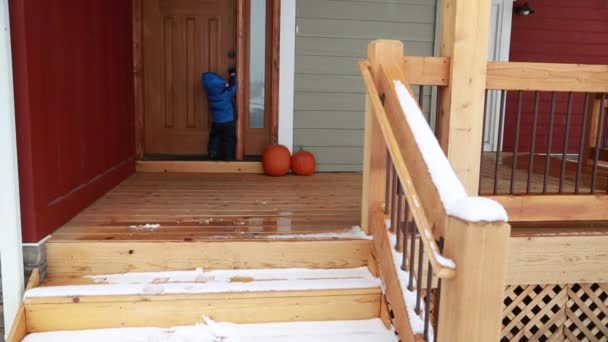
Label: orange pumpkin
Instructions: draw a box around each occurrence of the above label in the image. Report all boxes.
[262,144,291,177]
[291,148,316,176]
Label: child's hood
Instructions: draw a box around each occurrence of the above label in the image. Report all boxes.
[202,72,228,95]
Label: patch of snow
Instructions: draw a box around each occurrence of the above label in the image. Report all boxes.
[393,81,508,223]
[445,197,508,223]
[429,243,456,269]
[128,224,161,230]
[264,226,371,240]
[24,267,381,298]
[22,318,398,342]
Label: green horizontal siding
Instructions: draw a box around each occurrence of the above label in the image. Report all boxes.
[294,0,438,172]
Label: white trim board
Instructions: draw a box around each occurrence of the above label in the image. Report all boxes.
[0,0,26,337]
[278,0,295,152]
[484,0,513,151]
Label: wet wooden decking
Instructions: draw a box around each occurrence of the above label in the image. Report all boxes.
[50,173,362,242]
[50,156,608,244]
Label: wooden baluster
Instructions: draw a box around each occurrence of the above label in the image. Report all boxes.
[582,94,603,167]
[575,94,591,192]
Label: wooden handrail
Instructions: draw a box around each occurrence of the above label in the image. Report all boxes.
[401,56,608,92]
[486,61,608,92]
[361,40,511,342]
[360,60,455,279]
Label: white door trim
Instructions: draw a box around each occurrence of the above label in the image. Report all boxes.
[484,0,513,151]
[278,0,295,152]
[0,0,26,337]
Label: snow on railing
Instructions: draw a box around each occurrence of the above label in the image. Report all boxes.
[393,80,508,223]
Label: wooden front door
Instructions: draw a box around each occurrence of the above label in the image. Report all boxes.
[143,0,236,155]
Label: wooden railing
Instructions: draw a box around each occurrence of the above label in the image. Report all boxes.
[482,64,608,195]
[360,40,511,342]
[360,39,608,342]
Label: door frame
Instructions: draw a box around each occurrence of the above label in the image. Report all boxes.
[0,0,26,335]
[484,0,513,151]
[133,0,281,160]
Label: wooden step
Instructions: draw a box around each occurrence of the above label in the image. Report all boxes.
[20,318,397,341]
[46,238,372,277]
[23,268,382,333]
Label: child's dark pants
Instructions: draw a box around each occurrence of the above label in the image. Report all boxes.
[208,121,236,161]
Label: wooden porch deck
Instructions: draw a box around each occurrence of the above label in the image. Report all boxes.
[50,166,608,245]
[50,173,362,242]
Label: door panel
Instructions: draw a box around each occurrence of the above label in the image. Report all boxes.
[144,0,236,155]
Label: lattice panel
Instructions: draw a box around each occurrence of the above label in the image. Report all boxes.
[501,283,608,342]
[564,284,608,341]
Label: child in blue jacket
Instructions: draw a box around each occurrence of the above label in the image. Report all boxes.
[202,71,237,160]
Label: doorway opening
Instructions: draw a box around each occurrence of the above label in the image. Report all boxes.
[133,0,280,161]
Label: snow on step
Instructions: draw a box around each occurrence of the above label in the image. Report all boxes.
[264,226,372,240]
[22,318,397,342]
[25,267,381,298]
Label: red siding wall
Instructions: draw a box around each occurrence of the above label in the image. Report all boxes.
[10,0,135,243]
[503,0,608,153]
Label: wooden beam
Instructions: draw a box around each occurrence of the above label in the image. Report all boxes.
[402,56,449,86]
[490,194,608,223]
[269,0,280,144]
[24,289,381,332]
[25,268,40,291]
[438,0,492,194]
[5,306,27,342]
[486,62,608,92]
[437,217,510,342]
[583,94,605,163]
[46,240,371,277]
[387,58,608,93]
[136,161,264,173]
[236,0,247,160]
[132,0,144,160]
[508,235,608,285]
[371,205,417,341]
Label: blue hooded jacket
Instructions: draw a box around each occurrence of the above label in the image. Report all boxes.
[201,72,237,123]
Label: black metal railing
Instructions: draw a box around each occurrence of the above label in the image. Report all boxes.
[385,161,441,342]
[383,84,443,341]
[480,90,608,195]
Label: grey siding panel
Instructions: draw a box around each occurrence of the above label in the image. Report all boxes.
[295,93,364,111]
[294,129,364,147]
[294,0,438,172]
[297,0,436,23]
[296,55,362,76]
[296,37,433,58]
[296,18,434,41]
[295,111,365,129]
[295,74,364,94]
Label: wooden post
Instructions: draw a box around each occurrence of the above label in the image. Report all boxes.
[133,0,144,160]
[361,40,403,233]
[437,217,510,342]
[583,94,603,164]
[438,0,492,194]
